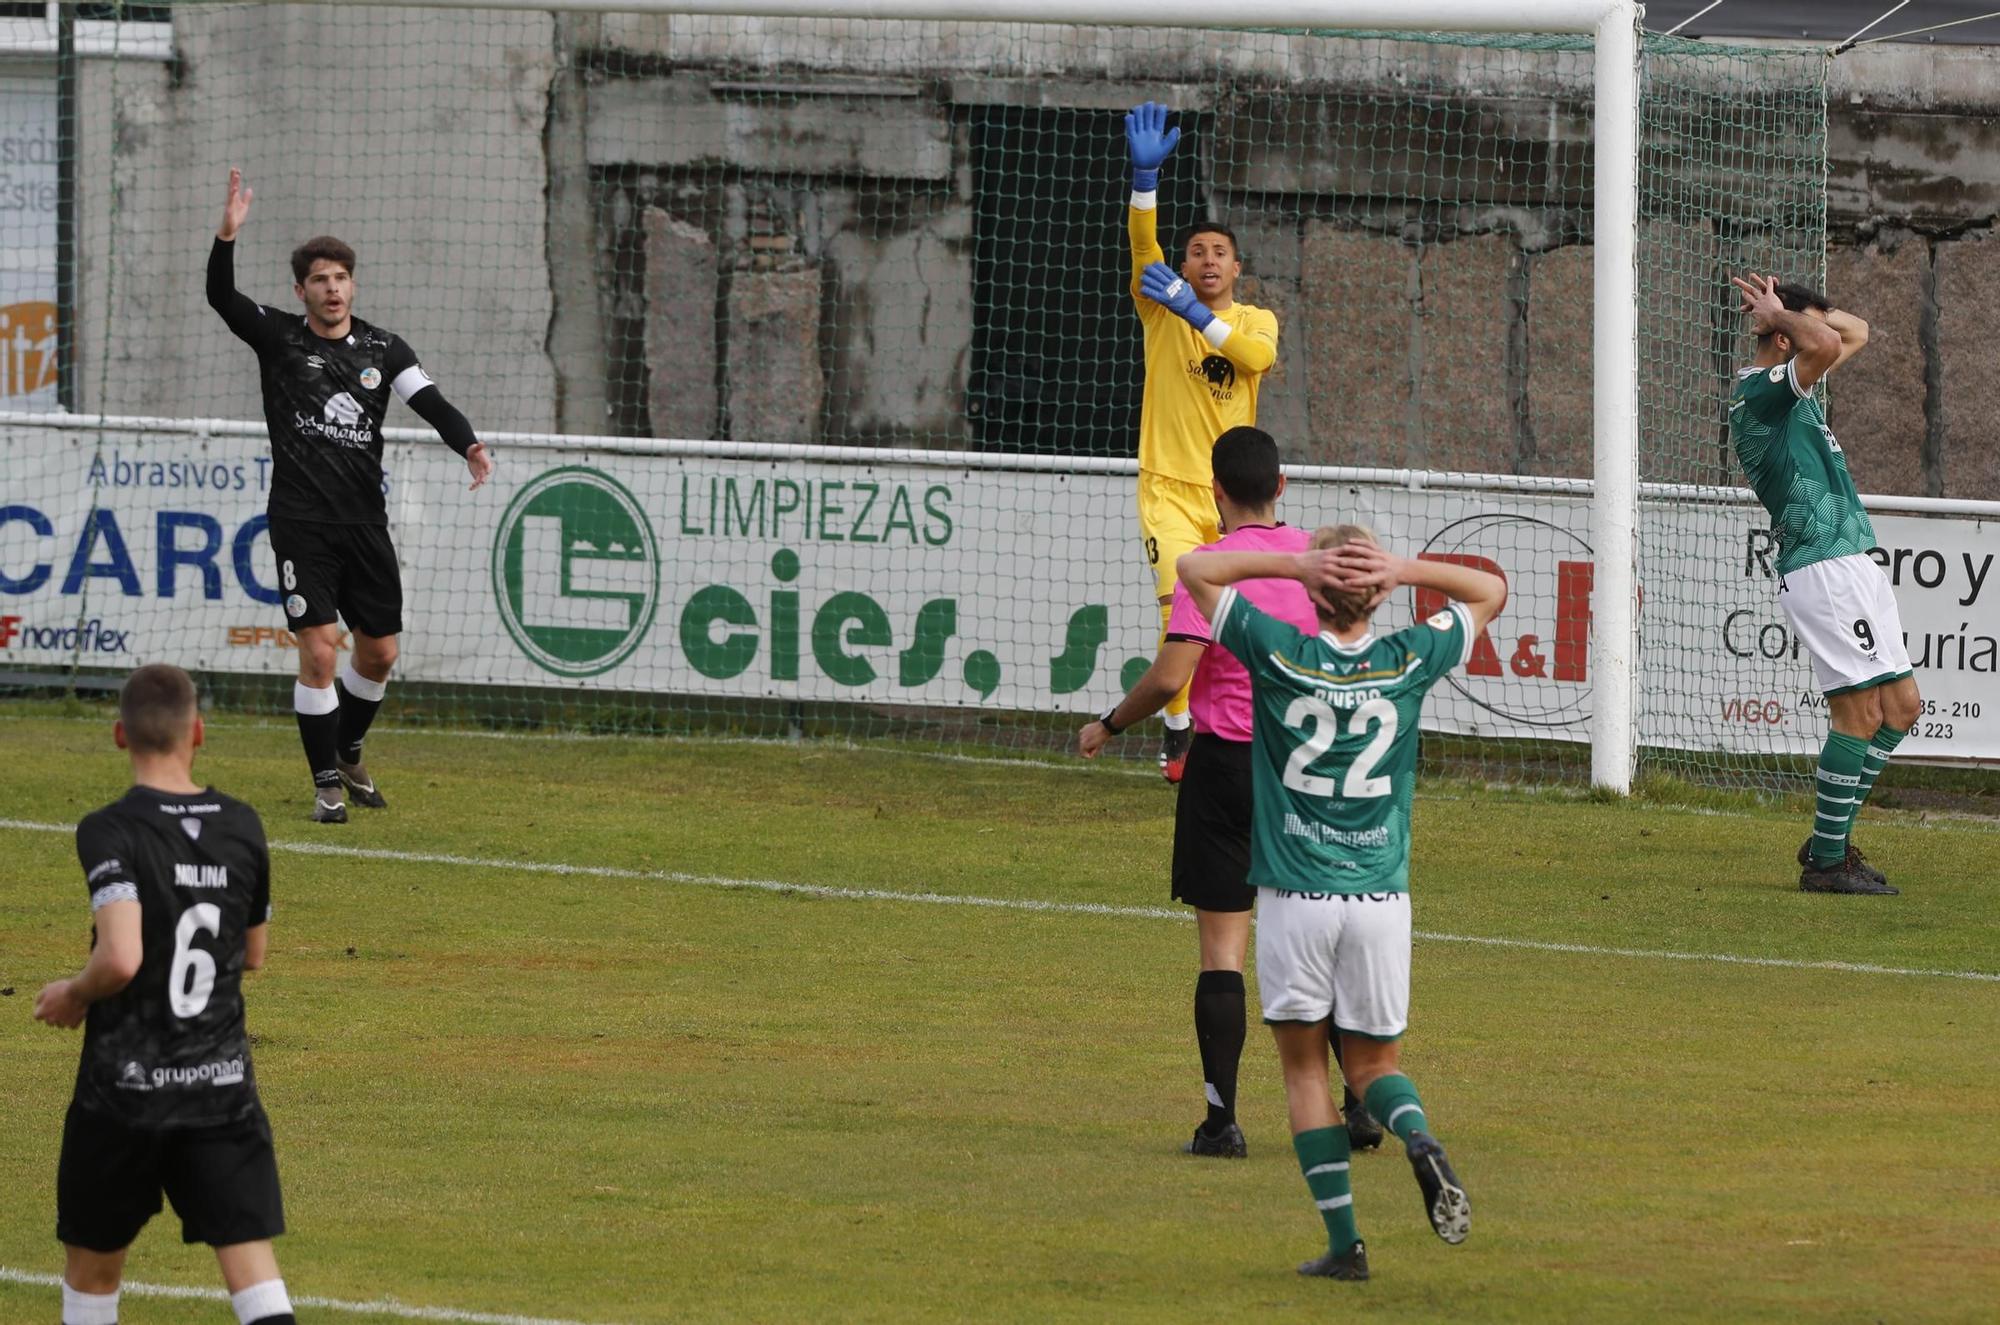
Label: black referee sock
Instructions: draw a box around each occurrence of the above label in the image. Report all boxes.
[295,681,342,793]
[335,662,388,764]
[1194,969,1247,1132]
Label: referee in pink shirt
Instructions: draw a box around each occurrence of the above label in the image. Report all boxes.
[1079,427,1382,1159]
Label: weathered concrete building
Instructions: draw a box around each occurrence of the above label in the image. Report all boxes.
[49,7,2000,499]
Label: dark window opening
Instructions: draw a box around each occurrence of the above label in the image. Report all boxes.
[968,105,1209,456]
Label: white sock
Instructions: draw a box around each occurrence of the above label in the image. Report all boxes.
[336,659,387,702]
[293,680,339,715]
[62,1282,119,1325]
[1163,711,1192,731]
[231,1277,292,1324]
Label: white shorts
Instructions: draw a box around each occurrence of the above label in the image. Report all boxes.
[1254,888,1412,1038]
[1779,554,1914,695]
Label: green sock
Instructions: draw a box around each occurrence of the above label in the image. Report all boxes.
[1810,730,1870,867]
[1849,724,1908,833]
[1293,1126,1359,1253]
[1362,1073,1429,1147]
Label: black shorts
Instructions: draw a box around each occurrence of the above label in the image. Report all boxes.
[56,1101,285,1252]
[1171,734,1255,913]
[268,515,403,638]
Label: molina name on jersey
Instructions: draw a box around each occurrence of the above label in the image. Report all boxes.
[73,787,272,1130]
[1213,591,1473,896]
[208,237,435,526]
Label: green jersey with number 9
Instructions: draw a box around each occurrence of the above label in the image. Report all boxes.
[1212,588,1473,895]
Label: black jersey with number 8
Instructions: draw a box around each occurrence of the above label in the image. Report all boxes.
[72,787,271,1130]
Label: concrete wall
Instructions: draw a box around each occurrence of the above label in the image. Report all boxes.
[73,4,557,430]
[55,14,2000,501]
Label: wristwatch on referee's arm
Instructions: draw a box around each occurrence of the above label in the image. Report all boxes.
[1098,705,1126,737]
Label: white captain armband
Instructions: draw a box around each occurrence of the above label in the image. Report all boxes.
[91,882,139,910]
[391,363,436,403]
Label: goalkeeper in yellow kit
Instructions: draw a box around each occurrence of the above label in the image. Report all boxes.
[1124,101,1280,780]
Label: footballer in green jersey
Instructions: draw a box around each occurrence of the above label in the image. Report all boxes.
[1729,273,1919,897]
[1178,528,1506,1281]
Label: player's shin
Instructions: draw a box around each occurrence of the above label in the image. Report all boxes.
[1362,1073,1430,1149]
[1293,1126,1360,1253]
[61,1282,119,1325]
[1194,969,1246,1132]
[335,660,387,764]
[1811,730,1870,868]
[1159,599,1191,730]
[1850,723,1908,826]
[293,681,342,797]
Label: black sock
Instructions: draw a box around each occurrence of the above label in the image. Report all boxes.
[1194,969,1247,1131]
[295,682,341,792]
[1331,1027,1360,1113]
[253,1315,297,1325]
[335,676,384,764]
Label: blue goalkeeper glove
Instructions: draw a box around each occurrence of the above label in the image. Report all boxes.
[1139,261,1214,332]
[1125,101,1181,192]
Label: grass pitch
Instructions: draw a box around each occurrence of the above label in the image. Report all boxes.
[1,708,1997,1323]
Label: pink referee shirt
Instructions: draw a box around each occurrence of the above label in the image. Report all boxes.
[1165,523,1319,743]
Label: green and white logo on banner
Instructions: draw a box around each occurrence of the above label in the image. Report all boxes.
[493,467,660,677]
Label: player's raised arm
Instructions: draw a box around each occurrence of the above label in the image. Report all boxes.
[382,337,494,491]
[1328,541,1509,636]
[1126,101,1177,297]
[1822,305,1869,373]
[1177,547,1341,622]
[207,168,277,348]
[1733,272,1841,393]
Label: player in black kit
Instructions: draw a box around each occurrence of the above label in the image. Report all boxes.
[208,167,494,823]
[33,664,296,1325]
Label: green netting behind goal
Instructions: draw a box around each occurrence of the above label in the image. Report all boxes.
[0,4,1826,787]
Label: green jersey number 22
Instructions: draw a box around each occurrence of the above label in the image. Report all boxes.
[1281,695,1397,799]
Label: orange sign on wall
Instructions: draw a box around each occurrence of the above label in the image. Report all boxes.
[0,301,56,400]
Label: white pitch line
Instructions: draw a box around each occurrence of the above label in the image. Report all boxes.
[3,818,1995,984]
[0,1266,613,1325]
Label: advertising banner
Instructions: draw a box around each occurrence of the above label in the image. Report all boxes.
[0,75,58,411]
[3,423,1994,762]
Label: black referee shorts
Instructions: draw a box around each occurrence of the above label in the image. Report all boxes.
[1171,733,1255,913]
[56,1102,285,1252]
[268,515,404,639]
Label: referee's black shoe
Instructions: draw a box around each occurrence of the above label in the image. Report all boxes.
[337,757,388,810]
[310,791,348,825]
[1797,837,1888,888]
[1298,1239,1368,1280]
[1159,724,1192,784]
[1184,1120,1247,1158]
[1405,1132,1470,1244]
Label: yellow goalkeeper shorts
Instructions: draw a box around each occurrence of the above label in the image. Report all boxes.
[1137,471,1221,600]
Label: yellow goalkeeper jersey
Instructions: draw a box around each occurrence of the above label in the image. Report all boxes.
[1130,200,1279,485]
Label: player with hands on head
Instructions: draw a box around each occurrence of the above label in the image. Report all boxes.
[1078,428,1386,1161]
[35,664,297,1325]
[1177,529,1505,1282]
[1728,271,1912,896]
[1123,101,1280,781]
[210,167,493,824]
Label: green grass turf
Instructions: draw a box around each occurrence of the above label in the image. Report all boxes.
[1,712,1996,1323]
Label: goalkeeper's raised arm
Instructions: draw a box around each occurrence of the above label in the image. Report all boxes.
[1122,100,1283,781]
